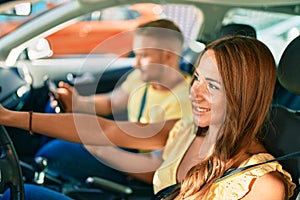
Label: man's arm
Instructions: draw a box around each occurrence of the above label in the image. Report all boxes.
[85,145,162,184]
[85,145,162,172]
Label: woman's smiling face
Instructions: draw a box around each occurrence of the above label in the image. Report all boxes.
[189,50,226,128]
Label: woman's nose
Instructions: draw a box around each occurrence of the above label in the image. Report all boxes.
[193,78,207,91]
[190,79,210,100]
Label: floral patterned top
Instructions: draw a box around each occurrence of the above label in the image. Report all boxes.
[153,119,296,199]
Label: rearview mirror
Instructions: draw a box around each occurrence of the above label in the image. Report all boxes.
[27,38,53,60]
[1,2,32,16]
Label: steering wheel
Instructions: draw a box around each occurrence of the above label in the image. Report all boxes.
[0,125,25,200]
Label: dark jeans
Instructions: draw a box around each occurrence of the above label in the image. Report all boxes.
[1,184,72,200]
[35,139,151,187]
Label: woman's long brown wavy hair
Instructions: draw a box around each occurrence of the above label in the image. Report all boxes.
[166,36,277,199]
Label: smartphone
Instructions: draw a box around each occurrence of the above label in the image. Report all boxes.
[44,77,65,113]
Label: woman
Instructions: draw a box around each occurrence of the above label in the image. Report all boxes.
[152,36,296,199]
[0,36,296,199]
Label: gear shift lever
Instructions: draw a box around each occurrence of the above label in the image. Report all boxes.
[33,156,48,184]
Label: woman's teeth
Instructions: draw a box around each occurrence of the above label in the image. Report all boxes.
[195,107,210,112]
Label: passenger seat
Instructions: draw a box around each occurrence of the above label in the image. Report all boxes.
[264,35,300,200]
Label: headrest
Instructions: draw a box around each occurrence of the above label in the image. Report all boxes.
[216,24,257,39]
[278,35,300,95]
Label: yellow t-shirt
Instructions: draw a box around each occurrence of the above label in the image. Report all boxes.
[153,118,196,193]
[121,69,192,123]
[153,119,296,199]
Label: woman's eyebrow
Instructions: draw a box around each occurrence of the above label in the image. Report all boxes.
[205,77,221,85]
[194,71,221,85]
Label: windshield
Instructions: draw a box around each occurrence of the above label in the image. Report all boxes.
[0,0,70,38]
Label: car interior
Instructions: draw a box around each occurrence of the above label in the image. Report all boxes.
[0,0,299,200]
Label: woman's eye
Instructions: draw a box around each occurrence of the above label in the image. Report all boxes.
[194,75,200,81]
[208,82,219,90]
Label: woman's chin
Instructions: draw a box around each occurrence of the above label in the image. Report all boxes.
[193,116,209,128]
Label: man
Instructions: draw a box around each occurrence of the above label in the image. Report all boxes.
[35,19,192,187]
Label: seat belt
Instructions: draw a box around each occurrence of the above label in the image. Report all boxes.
[137,83,149,122]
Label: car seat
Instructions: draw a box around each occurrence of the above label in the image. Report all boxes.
[263,35,300,200]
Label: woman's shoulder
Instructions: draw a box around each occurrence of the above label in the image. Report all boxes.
[210,153,296,199]
[244,153,296,198]
[243,170,287,200]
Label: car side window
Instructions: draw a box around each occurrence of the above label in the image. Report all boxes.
[18,3,203,58]
[100,6,141,21]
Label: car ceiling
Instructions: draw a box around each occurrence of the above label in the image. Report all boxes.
[80,0,300,6]
[0,0,300,62]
